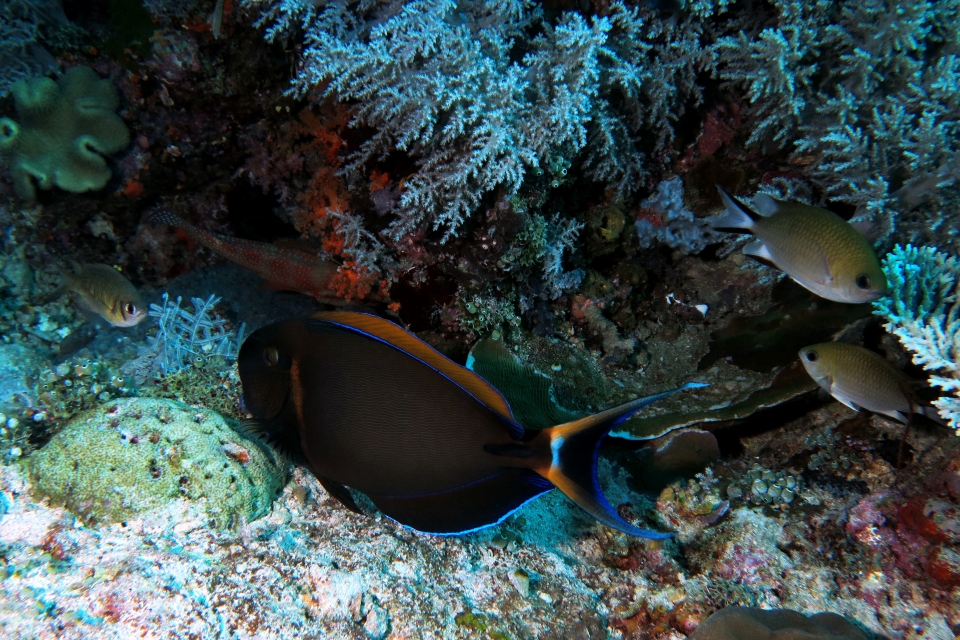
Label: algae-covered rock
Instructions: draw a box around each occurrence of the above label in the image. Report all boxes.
[27,397,287,527]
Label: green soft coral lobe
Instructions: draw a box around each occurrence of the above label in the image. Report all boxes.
[0,66,130,200]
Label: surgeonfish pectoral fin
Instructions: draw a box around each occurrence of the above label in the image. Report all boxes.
[537,382,707,539]
[316,476,364,514]
[712,185,760,232]
[752,192,781,216]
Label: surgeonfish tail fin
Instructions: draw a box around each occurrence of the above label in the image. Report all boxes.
[535,382,707,539]
[712,185,761,233]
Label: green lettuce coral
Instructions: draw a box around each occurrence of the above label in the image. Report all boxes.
[0,65,129,200]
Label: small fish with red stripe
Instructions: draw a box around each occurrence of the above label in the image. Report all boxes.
[149,210,342,302]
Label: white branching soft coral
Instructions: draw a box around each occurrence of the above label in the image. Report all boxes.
[715,0,960,234]
[245,0,711,241]
[147,294,245,374]
[874,245,960,433]
[541,215,585,300]
[325,208,391,277]
[636,177,720,254]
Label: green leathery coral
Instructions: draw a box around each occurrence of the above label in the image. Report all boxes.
[27,397,287,527]
[0,66,130,200]
[467,334,586,430]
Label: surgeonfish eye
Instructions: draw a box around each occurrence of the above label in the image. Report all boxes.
[804,350,819,363]
[263,347,280,366]
[855,274,871,290]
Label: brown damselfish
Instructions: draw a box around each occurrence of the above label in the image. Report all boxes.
[238,311,703,537]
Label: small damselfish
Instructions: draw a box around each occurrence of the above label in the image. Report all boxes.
[712,186,887,304]
[238,311,704,538]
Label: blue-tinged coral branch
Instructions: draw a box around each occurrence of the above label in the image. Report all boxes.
[874,245,960,432]
[636,177,720,255]
[147,293,245,374]
[246,0,711,241]
[715,0,960,238]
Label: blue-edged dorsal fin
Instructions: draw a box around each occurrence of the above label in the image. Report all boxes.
[308,311,516,421]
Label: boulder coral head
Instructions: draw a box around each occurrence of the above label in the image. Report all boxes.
[28,397,287,528]
[689,607,869,640]
[0,65,129,200]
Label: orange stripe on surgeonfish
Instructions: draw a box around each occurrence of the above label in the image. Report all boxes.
[149,211,340,302]
[238,311,705,537]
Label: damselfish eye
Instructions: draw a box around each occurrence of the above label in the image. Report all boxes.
[855,274,871,289]
[263,347,279,366]
[125,303,137,316]
[804,350,818,363]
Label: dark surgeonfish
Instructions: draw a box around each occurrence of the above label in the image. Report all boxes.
[238,311,704,537]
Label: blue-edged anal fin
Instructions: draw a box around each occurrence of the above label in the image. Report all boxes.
[367,468,554,536]
[524,382,707,539]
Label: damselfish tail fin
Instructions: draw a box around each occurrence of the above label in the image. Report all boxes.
[536,382,707,539]
[712,185,761,233]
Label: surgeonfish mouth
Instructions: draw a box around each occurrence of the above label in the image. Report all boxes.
[238,414,304,463]
[237,311,707,538]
